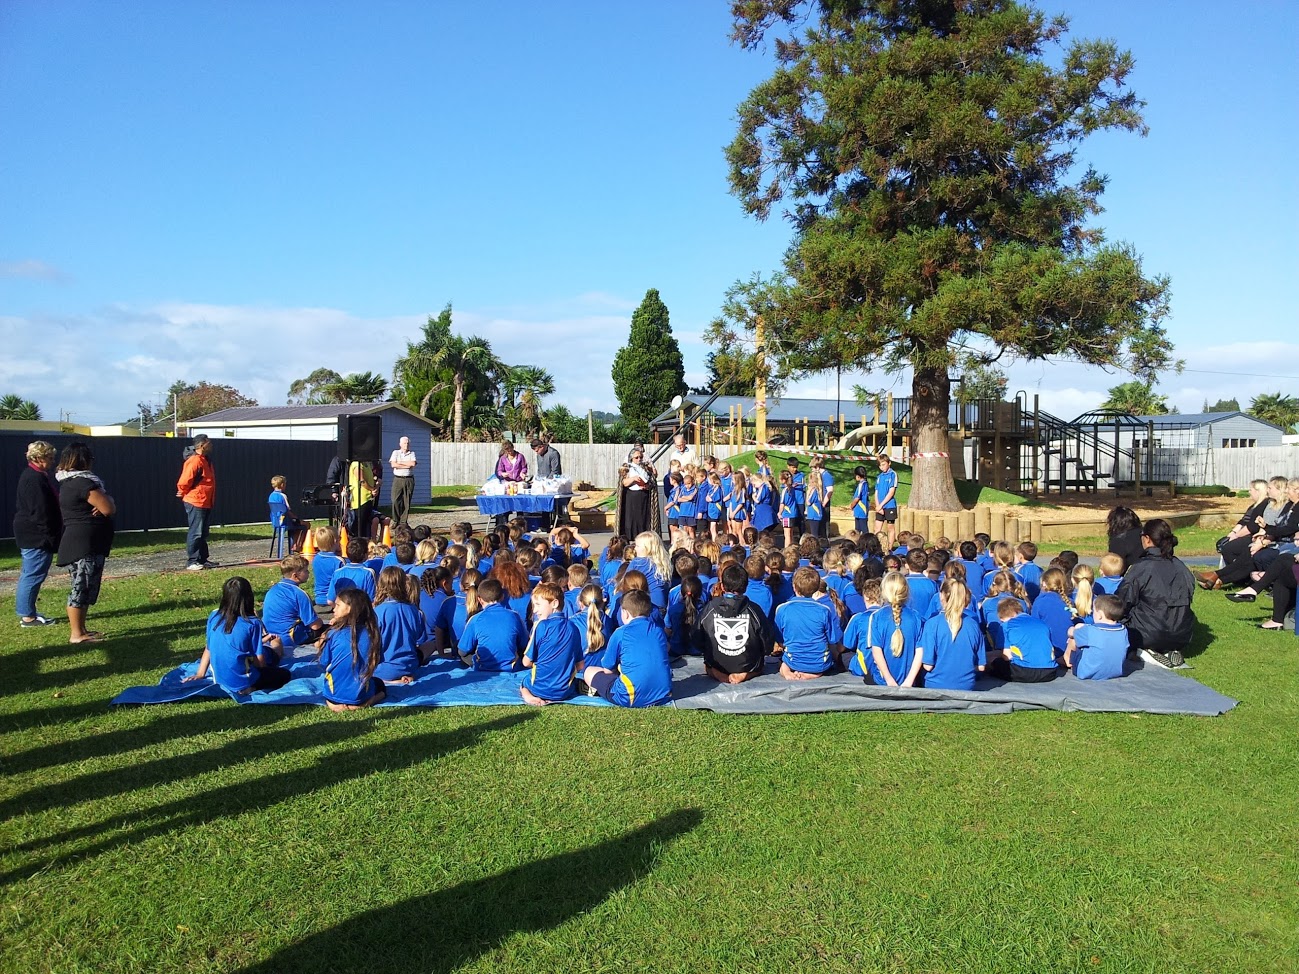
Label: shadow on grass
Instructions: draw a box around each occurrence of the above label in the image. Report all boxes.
[2,712,535,884]
[235,808,703,974]
[1185,616,1215,660]
[1,702,296,775]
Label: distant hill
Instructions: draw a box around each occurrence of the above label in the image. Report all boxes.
[591,410,620,425]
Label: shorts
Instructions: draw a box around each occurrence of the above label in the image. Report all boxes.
[781,517,792,527]
[588,669,619,701]
[667,517,680,528]
[875,507,898,524]
[679,516,697,528]
[67,554,107,609]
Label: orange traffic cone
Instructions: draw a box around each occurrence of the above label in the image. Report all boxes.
[339,524,350,552]
[382,522,392,546]
[301,526,317,557]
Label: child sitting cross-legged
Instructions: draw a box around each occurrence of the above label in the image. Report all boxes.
[185,577,292,695]
[372,566,428,683]
[773,566,843,680]
[458,577,527,672]
[262,554,325,651]
[582,589,673,707]
[919,577,987,691]
[1065,594,1130,680]
[317,588,386,711]
[860,570,924,687]
[988,597,1059,683]
[519,582,584,706]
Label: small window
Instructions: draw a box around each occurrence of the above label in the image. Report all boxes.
[1248,439,1256,448]
[1221,438,1229,448]
[224,429,236,438]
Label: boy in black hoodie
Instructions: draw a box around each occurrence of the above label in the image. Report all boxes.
[692,564,775,684]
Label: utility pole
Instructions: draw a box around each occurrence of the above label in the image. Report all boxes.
[754,313,767,447]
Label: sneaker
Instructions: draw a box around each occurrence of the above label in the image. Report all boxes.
[1139,648,1175,670]
[201,560,221,569]
[19,615,57,628]
[186,563,206,571]
[1166,650,1185,668]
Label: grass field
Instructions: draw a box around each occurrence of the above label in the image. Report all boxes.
[1,570,1295,973]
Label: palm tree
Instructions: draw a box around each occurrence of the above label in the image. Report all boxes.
[1100,380,1168,416]
[502,365,555,435]
[328,371,388,403]
[1248,392,1299,433]
[0,394,40,420]
[393,304,502,441]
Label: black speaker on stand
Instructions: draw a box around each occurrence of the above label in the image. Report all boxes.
[338,414,382,463]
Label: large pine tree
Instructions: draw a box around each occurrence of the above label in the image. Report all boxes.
[721,0,1175,510]
[611,288,687,437]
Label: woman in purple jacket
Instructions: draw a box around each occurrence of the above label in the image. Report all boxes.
[493,440,529,529]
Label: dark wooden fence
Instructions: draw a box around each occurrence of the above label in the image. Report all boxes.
[1,434,337,538]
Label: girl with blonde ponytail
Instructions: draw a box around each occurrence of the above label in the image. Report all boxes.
[918,578,987,690]
[1071,564,1095,622]
[862,571,924,687]
[575,583,615,667]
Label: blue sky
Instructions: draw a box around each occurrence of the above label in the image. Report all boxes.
[2,0,1296,426]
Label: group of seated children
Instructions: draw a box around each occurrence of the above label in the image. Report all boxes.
[189,514,1139,712]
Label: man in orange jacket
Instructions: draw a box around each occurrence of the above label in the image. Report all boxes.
[177,435,217,570]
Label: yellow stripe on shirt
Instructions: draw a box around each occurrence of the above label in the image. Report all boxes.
[619,672,636,707]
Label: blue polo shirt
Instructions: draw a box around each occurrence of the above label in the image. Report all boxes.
[981,595,1030,651]
[874,468,897,509]
[460,602,527,672]
[841,605,882,677]
[905,573,940,619]
[1030,592,1076,652]
[743,579,775,621]
[525,614,583,701]
[1016,562,1043,602]
[329,563,376,601]
[319,627,378,705]
[597,615,672,707]
[851,480,870,518]
[1002,614,1057,670]
[373,600,425,680]
[312,552,345,605]
[204,612,265,693]
[920,614,986,690]
[262,578,318,646]
[625,557,667,609]
[1072,621,1129,680]
[865,604,923,684]
[433,593,471,649]
[774,596,842,674]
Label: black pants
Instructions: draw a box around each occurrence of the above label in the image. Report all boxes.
[1217,536,1262,585]
[988,657,1059,682]
[1258,553,1298,623]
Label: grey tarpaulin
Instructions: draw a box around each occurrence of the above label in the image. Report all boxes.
[667,656,1238,716]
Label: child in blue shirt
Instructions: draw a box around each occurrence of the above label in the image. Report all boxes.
[329,537,377,602]
[418,566,453,646]
[1094,553,1125,596]
[433,569,482,655]
[676,474,699,541]
[774,567,843,678]
[572,582,616,668]
[990,599,1059,682]
[1014,541,1043,602]
[862,571,924,686]
[520,582,583,705]
[839,577,883,677]
[184,576,291,695]
[262,554,325,650]
[372,566,427,682]
[665,471,683,545]
[583,590,673,707]
[804,468,827,539]
[850,466,871,533]
[458,577,527,672]
[317,588,386,710]
[726,470,751,538]
[1029,567,1077,655]
[1065,594,1129,680]
[311,526,345,607]
[665,575,705,657]
[903,548,940,619]
[703,472,725,540]
[979,571,1030,652]
[778,470,798,548]
[750,473,775,533]
[919,578,986,691]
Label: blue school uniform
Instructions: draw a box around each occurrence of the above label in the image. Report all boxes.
[563,587,583,619]
[874,468,897,510]
[980,595,1030,651]
[1072,621,1129,680]
[1030,592,1076,652]
[204,612,266,693]
[434,593,471,649]
[599,557,624,588]
[460,602,527,672]
[824,572,855,604]
[676,484,699,525]
[977,551,996,576]
[665,595,705,656]
[750,482,775,531]
[720,475,734,510]
[744,579,775,621]
[625,557,668,610]
[381,551,400,571]
[312,552,345,605]
[505,589,534,625]
[790,470,806,510]
[1001,614,1057,670]
[328,563,376,601]
[595,615,672,707]
[778,486,798,522]
[1016,562,1043,602]
[804,485,825,522]
[841,606,883,678]
[524,614,583,701]
[905,573,940,619]
[572,607,617,666]
[669,580,711,609]
[364,556,384,576]
[727,485,750,523]
[419,587,449,642]
[771,572,795,608]
[843,589,866,616]
[262,578,319,647]
[920,614,986,690]
[373,600,425,680]
[851,479,871,527]
[1093,575,1123,597]
[774,596,842,674]
[665,486,682,524]
[319,627,381,706]
[864,605,924,685]
[704,483,725,522]
[822,471,835,504]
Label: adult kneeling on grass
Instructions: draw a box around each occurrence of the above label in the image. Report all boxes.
[1117,518,1197,670]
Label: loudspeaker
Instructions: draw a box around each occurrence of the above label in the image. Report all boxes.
[338,414,383,463]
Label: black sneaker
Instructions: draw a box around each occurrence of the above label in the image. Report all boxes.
[19,615,57,628]
[1139,648,1174,670]
[1166,650,1185,668]
[201,560,221,569]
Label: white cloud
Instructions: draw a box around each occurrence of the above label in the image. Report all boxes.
[0,259,68,281]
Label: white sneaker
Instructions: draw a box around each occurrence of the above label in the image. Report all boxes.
[186,563,205,571]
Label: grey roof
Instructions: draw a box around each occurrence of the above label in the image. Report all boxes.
[1137,410,1286,432]
[184,402,436,427]
[650,395,859,427]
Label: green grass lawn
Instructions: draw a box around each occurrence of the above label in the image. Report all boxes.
[0,525,271,572]
[1,572,1295,973]
[1037,526,1227,560]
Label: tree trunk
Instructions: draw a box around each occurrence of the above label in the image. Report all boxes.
[453,372,464,442]
[908,364,963,512]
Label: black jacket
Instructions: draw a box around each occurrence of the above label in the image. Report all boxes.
[1116,549,1196,653]
[1263,501,1299,543]
[1107,527,1145,573]
[13,465,62,551]
[691,593,773,674]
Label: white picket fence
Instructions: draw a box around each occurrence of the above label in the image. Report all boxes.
[425,443,744,489]
[1147,445,1299,488]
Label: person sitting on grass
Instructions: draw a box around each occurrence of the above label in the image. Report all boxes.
[329,537,377,601]
[458,577,527,672]
[979,570,1030,653]
[860,571,924,687]
[774,566,842,680]
[1064,594,1129,681]
[665,575,705,658]
[1029,566,1077,656]
[372,566,427,683]
[573,583,615,668]
[262,554,325,651]
[1014,541,1043,602]
[582,589,673,707]
[987,598,1059,682]
[310,525,344,607]
[317,588,386,711]
[433,568,482,657]
[692,563,775,684]
[185,576,292,694]
[519,582,584,706]
[919,578,986,691]
[1093,552,1125,597]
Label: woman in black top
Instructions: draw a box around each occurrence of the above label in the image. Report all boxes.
[55,442,116,644]
[13,440,62,627]
[1105,506,1144,572]
[1117,518,1197,669]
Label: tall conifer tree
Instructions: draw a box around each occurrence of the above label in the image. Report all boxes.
[612,288,687,437]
